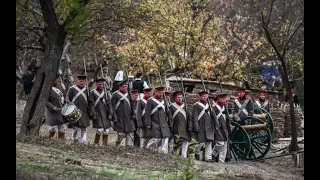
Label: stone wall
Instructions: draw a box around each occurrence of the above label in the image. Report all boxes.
[166,77,283,106]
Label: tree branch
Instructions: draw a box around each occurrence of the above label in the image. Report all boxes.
[266,0,275,26]
[281,19,304,59]
[17,44,45,52]
[62,0,91,27]
[16,71,23,83]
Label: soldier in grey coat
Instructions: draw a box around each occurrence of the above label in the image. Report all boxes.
[65,75,91,144]
[170,91,192,158]
[145,86,173,154]
[89,78,113,146]
[193,91,217,162]
[254,90,271,113]
[212,93,232,162]
[45,75,67,140]
[111,80,136,147]
[136,87,153,148]
[233,87,254,123]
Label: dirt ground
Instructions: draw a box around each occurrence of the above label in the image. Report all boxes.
[16,100,304,180]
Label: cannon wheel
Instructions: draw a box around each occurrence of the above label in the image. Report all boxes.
[240,117,272,160]
[254,107,274,136]
[228,121,252,161]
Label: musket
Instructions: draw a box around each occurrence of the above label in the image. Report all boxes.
[199,74,219,129]
[125,65,134,116]
[178,73,187,112]
[99,64,112,130]
[83,57,90,97]
[147,74,151,88]
[158,70,173,129]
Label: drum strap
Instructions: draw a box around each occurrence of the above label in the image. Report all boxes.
[211,100,217,108]
[92,89,105,107]
[255,100,261,108]
[115,91,130,110]
[150,98,165,115]
[71,86,87,103]
[262,101,268,108]
[171,102,186,120]
[195,102,210,121]
[216,105,225,120]
[141,99,147,117]
[52,86,65,105]
[235,99,249,116]
[255,100,268,109]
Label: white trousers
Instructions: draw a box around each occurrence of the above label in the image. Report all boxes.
[117,132,134,147]
[180,140,189,158]
[140,137,149,148]
[195,142,205,155]
[195,142,212,161]
[72,127,87,143]
[49,123,67,133]
[146,137,169,154]
[168,137,174,154]
[96,128,110,135]
[212,141,228,162]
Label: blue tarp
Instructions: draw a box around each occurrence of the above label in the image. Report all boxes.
[261,64,280,87]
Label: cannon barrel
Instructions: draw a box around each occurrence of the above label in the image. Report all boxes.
[253,114,267,122]
[229,114,267,122]
[232,122,268,131]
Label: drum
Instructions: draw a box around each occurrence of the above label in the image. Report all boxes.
[61,103,82,123]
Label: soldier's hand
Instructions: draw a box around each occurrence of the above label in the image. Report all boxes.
[131,115,136,120]
[169,122,173,127]
[188,128,192,132]
[93,115,97,120]
[53,107,59,111]
[146,125,151,129]
[108,115,112,119]
[66,99,70,104]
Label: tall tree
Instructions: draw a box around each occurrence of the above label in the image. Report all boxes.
[260,0,304,152]
[20,0,91,135]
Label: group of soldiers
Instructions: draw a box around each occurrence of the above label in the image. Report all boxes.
[45,71,271,163]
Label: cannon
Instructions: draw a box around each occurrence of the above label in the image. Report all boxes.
[228,113,273,161]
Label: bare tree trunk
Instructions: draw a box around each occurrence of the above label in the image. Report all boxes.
[20,0,67,136]
[260,3,303,152]
[60,41,74,90]
[63,54,75,90]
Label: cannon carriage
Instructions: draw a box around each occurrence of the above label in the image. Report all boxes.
[228,106,274,161]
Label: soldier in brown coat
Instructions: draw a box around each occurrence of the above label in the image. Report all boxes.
[89,78,113,146]
[170,91,192,158]
[66,75,91,143]
[193,91,217,162]
[45,75,67,140]
[245,90,254,103]
[130,90,140,147]
[164,91,172,105]
[136,87,153,148]
[145,86,173,154]
[209,87,218,98]
[233,88,254,123]
[111,80,136,147]
[212,93,232,162]
[254,90,270,113]
[165,91,175,154]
